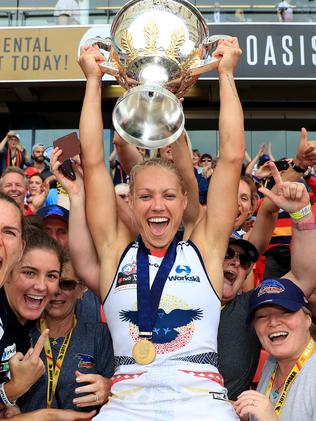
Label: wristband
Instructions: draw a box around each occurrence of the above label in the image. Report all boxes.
[290,160,307,173]
[292,220,316,231]
[0,383,17,407]
[290,203,312,220]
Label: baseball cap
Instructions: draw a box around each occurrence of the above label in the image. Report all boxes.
[247,278,310,323]
[32,143,45,154]
[258,154,270,166]
[37,205,69,222]
[8,133,20,141]
[229,230,259,264]
[25,167,40,177]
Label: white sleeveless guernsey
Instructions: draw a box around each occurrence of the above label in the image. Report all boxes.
[95,240,238,421]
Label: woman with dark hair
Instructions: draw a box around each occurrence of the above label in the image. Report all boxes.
[0,226,95,420]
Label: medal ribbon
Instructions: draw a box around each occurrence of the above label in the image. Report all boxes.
[136,234,179,338]
[40,317,77,408]
[266,337,315,415]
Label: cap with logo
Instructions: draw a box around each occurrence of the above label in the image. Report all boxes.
[247,278,310,323]
[37,205,69,222]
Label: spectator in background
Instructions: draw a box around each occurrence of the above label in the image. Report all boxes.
[26,173,49,214]
[0,167,33,216]
[54,0,80,25]
[109,146,129,186]
[28,144,53,182]
[277,0,294,21]
[197,153,213,205]
[0,131,30,175]
[192,149,201,173]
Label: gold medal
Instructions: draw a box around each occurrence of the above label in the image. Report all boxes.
[132,339,156,365]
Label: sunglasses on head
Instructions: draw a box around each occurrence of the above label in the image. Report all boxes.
[59,279,80,291]
[225,247,251,270]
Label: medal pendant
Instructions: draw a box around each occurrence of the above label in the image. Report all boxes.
[133,339,156,365]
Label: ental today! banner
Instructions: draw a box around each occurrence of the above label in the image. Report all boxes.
[0,23,315,82]
[0,25,112,82]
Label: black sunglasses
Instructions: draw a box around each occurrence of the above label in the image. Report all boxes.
[201,159,212,163]
[59,279,80,291]
[225,247,251,270]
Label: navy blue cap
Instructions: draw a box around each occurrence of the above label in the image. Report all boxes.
[37,205,69,221]
[258,154,271,166]
[229,231,259,264]
[247,278,310,323]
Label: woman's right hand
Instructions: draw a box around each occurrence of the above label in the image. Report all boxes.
[233,390,279,421]
[50,148,84,199]
[78,45,105,81]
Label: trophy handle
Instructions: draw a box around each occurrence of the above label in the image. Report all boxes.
[85,37,119,77]
[190,34,232,76]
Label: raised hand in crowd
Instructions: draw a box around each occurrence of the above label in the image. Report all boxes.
[4,330,49,403]
[73,371,111,408]
[50,147,101,296]
[259,161,310,214]
[294,127,316,170]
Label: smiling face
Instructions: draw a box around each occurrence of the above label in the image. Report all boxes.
[192,151,200,167]
[222,244,248,303]
[4,248,61,324]
[130,165,187,251]
[45,261,84,321]
[28,174,43,196]
[1,172,27,209]
[253,306,312,362]
[0,199,24,287]
[234,180,252,229]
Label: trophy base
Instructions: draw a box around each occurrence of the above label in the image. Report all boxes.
[113,84,184,149]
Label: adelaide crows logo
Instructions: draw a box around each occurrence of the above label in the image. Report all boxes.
[75,353,95,368]
[120,294,203,354]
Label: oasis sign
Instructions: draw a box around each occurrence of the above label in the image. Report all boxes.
[206,23,316,80]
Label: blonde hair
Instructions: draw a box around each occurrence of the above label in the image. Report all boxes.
[129,158,186,195]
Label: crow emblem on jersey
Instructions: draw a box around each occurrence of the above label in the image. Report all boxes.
[120,308,203,344]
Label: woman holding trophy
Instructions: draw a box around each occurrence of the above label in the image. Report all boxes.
[76,34,243,420]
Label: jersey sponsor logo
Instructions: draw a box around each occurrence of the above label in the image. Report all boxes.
[1,344,16,362]
[257,279,285,297]
[168,274,200,283]
[175,265,191,274]
[115,261,137,290]
[75,353,95,368]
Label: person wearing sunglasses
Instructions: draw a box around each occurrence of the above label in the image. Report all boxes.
[19,255,114,415]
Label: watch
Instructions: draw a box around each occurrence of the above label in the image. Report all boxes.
[290,160,307,173]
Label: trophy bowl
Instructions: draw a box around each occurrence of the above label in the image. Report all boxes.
[88,0,229,149]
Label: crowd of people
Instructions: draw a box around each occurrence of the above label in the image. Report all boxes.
[0,36,316,421]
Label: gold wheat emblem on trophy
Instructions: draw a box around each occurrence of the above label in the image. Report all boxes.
[121,30,138,63]
[143,21,159,54]
[165,27,185,61]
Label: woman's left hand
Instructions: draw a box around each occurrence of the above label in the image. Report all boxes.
[73,371,111,408]
[233,390,278,421]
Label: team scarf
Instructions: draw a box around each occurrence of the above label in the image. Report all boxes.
[6,148,23,168]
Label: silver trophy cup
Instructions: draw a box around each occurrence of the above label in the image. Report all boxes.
[88,0,229,149]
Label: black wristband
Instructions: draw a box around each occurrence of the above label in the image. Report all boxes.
[290,160,307,173]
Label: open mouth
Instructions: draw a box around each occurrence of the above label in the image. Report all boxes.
[224,270,237,285]
[49,299,66,306]
[24,294,45,309]
[268,331,289,343]
[147,217,169,236]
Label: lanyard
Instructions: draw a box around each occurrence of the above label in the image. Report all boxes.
[40,317,77,408]
[136,235,178,338]
[266,337,315,415]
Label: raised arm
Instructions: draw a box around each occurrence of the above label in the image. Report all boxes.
[170,131,203,239]
[244,143,265,176]
[113,131,144,174]
[260,165,316,297]
[191,38,244,296]
[50,149,100,296]
[78,46,132,298]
